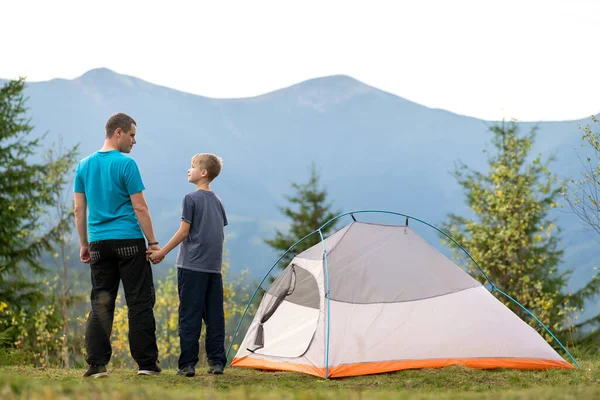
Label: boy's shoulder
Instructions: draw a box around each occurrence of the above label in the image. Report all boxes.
[183,190,225,209]
[183,189,221,199]
[183,190,203,200]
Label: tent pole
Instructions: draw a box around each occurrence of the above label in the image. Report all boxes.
[494,288,582,369]
[319,209,495,288]
[318,229,331,379]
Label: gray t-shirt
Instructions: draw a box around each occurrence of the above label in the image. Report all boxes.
[175,189,228,273]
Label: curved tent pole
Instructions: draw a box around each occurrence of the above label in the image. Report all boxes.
[319,210,495,288]
[494,288,581,369]
[226,209,580,370]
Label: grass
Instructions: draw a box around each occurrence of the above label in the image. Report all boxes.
[0,358,599,399]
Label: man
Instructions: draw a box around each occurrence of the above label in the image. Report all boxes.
[74,113,161,378]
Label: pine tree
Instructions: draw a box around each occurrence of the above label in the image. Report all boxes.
[0,78,79,345]
[442,121,600,339]
[265,163,340,269]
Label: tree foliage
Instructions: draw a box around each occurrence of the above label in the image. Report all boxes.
[565,115,600,236]
[0,78,79,348]
[265,163,339,269]
[442,121,600,340]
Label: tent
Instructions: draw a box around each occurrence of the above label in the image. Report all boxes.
[230,216,575,378]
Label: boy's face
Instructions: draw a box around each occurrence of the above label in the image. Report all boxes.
[188,162,208,183]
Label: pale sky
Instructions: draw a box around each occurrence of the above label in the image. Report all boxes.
[1,0,599,121]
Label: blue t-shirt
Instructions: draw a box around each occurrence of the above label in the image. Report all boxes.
[175,190,228,273]
[73,150,145,242]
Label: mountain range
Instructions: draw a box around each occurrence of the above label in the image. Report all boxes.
[2,68,598,316]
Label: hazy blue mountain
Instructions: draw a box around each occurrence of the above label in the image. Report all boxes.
[2,68,598,317]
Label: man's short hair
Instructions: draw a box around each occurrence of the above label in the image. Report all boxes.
[192,153,223,181]
[105,113,136,138]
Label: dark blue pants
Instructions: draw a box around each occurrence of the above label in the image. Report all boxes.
[177,268,226,369]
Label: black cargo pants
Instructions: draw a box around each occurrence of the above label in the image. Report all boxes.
[85,238,158,369]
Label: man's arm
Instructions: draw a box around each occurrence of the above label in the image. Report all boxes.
[74,193,90,263]
[130,191,158,245]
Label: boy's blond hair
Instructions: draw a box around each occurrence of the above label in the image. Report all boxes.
[191,153,223,181]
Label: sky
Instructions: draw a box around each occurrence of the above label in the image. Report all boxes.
[1,0,599,121]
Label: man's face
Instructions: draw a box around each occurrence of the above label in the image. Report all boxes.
[116,123,137,153]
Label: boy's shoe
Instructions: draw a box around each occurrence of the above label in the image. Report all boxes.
[207,362,224,375]
[83,364,108,378]
[137,362,162,376]
[176,365,195,377]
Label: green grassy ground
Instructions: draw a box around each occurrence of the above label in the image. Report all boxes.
[1,359,599,399]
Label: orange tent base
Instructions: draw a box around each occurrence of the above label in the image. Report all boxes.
[231,356,573,379]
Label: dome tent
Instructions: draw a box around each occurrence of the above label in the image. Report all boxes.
[228,211,577,378]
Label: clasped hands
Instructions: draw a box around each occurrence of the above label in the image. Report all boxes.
[147,244,165,264]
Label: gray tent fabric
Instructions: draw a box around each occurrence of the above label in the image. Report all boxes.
[299,222,481,304]
[267,265,320,309]
[297,224,352,260]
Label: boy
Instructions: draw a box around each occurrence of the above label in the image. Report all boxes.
[148,153,228,377]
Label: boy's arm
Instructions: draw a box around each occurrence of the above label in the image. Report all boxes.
[152,220,190,259]
[130,192,158,245]
[73,193,90,263]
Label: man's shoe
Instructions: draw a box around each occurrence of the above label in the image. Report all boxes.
[207,362,224,375]
[83,364,108,378]
[137,362,162,376]
[176,365,195,377]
